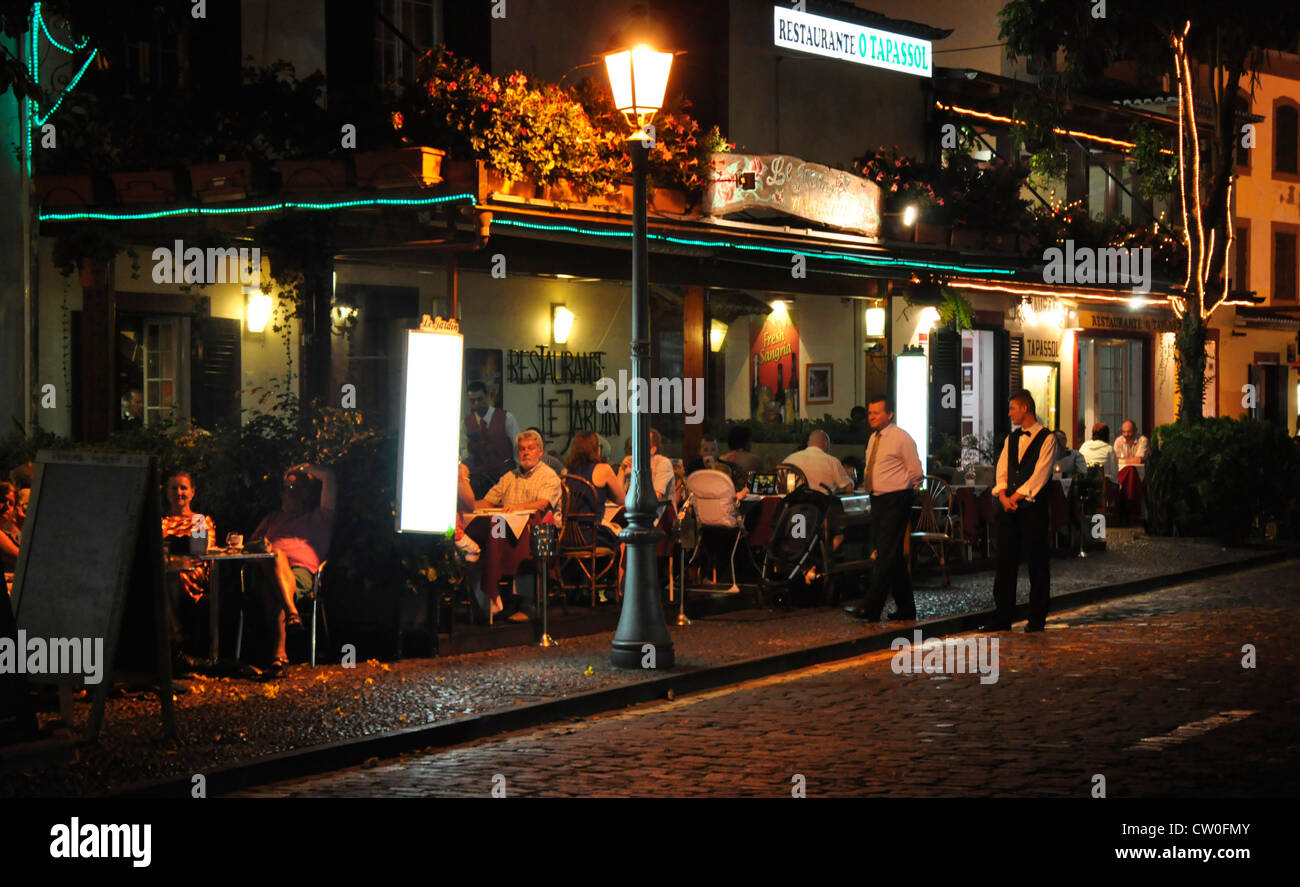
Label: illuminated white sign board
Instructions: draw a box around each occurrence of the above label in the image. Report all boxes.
[894,352,929,479]
[397,322,463,534]
[773,6,932,78]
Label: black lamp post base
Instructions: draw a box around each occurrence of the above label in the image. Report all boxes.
[611,638,675,669]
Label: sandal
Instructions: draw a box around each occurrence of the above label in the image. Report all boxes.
[260,658,289,680]
[285,612,304,633]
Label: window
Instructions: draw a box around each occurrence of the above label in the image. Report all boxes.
[117,314,188,429]
[375,0,440,84]
[1276,101,1299,178]
[1274,225,1298,303]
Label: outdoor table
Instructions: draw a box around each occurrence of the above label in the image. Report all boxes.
[166,549,275,662]
[951,484,993,545]
[465,509,538,604]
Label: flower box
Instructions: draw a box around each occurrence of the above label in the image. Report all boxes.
[950,227,986,250]
[111,170,178,204]
[354,147,445,189]
[442,159,480,192]
[189,160,253,202]
[914,221,950,246]
[35,174,95,208]
[986,231,1018,253]
[484,167,542,199]
[650,187,689,214]
[883,215,916,243]
[278,159,349,193]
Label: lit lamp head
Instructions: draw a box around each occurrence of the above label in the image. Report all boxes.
[552,304,575,345]
[865,306,886,338]
[709,318,729,352]
[245,287,273,333]
[602,44,674,133]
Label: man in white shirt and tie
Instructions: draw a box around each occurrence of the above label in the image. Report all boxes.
[845,394,923,623]
[984,390,1057,633]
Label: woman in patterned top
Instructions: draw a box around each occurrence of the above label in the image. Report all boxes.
[161,471,214,666]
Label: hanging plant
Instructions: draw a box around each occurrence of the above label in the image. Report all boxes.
[937,287,975,331]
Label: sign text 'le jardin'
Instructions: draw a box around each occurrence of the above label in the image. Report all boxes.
[705,152,882,237]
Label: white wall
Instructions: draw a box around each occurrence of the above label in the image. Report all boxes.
[34,238,299,437]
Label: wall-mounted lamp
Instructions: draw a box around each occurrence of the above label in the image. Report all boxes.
[865,306,886,338]
[246,288,273,333]
[552,304,575,344]
[709,318,729,352]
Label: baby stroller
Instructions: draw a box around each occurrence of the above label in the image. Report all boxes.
[757,487,840,607]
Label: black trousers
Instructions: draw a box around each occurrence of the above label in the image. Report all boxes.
[864,489,915,619]
[992,498,1051,626]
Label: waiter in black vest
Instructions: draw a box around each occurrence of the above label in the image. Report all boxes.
[983,390,1057,632]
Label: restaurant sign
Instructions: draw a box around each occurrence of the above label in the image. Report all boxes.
[1023,336,1060,362]
[1079,310,1179,333]
[506,346,618,449]
[704,152,881,236]
[773,6,932,78]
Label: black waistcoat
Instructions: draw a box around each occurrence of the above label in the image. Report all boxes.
[1008,427,1050,492]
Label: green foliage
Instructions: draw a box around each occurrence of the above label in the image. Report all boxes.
[939,154,1030,231]
[1129,120,1177,201]
[960,431,999,464]
[1144,417,1300,544]
[937,287,975,331]
[392,46,728,199]
[852,145,943,207]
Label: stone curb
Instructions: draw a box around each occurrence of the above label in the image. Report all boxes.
[115,545,1298,798]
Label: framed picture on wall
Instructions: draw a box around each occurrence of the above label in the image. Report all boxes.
[806,363,833,404]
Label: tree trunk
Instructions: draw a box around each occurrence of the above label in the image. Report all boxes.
[1175,311,1207,425]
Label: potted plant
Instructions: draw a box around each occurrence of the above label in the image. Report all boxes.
[853,145,943,242]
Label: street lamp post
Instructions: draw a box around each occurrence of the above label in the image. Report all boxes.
[604,44,675,670]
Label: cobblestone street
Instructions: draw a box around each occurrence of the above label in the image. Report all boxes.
[236,561,1300,797]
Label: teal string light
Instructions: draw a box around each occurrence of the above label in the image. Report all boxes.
[37,3,89,53]
[491,217,1019,277]
[34,48,97,126]
[39,192,478,221]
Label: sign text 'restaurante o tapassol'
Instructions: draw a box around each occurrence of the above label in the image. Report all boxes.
[773,6,932,78]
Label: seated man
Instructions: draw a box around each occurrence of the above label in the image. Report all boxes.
[1078,423,1119,485]
[1115,419,1150,467]
[721,425,763,475]
[251,463,335,673]
[1052,430,1087,477]
[474,430,563,621]
[782,429,854,494]
[526,426,566,474]
[617,428,676,502]
[684,435,720,474]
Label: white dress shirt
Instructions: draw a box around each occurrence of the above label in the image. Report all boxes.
[618,453,676,500]
[1078,439,1120,484]
[1114,434,1149,463]
[864,423,923,494]
[993,420,1057,501]
[782,445,853,493]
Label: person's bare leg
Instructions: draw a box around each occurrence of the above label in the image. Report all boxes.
[271,549,300,619]
[259,577,288,664]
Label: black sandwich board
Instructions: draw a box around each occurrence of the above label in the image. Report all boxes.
[6,451,175,743]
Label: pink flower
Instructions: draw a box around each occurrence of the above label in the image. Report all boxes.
[890,183,898,192]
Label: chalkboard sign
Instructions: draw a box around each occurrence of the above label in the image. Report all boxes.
[8,451,174,742]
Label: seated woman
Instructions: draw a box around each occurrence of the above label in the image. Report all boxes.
[160,471,215,665]
[1,482,21,590]
[565,430,626,548]
[250,463,335,674]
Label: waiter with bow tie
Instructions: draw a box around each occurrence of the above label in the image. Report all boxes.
[462,380,520,497]
[983,389,1057,633]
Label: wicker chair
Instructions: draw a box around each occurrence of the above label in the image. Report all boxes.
[557,475,621,607]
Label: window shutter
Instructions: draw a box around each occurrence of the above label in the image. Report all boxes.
[1010,335,1024,393]
[928,328,961,455]
[191,318,241,430]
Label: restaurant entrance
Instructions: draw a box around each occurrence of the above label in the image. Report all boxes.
[1077,335,1147,443]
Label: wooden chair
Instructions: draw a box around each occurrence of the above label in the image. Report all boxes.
[909,477,953,586]
[557,475,621,607]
